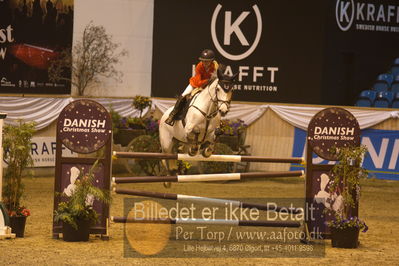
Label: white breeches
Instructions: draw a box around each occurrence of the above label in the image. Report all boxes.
[182,84,194,97]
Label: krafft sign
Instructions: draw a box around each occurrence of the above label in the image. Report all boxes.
[57,99,112,154]
[152,0,326,104]
[211,4,262,61]
[31,137,76,167]
[209,3,279,95]
[335,0,399,33]
[307,107,361,161]
[153,0,399,106]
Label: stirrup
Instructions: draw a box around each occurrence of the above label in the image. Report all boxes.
[165,116,175,126]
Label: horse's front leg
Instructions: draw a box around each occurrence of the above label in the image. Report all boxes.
[201,130,217,157]
[185,124,201,156]
[201,117,220,157]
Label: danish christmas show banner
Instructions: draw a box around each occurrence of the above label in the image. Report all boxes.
[0,0,74,94]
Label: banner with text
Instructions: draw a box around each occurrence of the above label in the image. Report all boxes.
[291,128,399,181]
[31,137,75,167]
[0,0,73,94]
[153,0,399,106]
[152,0,326,104]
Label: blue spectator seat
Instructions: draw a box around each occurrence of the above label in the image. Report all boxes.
[391,66,399,78]
[391,58,399,77]
[373,91,393,108]
[391,82,399,93]
[373,73,393,91]
[373,81,389,91]
[378,73,394,85]
[355,90,376,107]
[391,75,399,92]
[391,92,399,108]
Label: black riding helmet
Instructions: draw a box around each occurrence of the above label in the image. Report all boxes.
[199,49,215,61]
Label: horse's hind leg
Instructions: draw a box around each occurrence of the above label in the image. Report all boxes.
[160,140,178,175]
[159,122,179,177]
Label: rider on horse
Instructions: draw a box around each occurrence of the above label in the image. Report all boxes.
[165,49,219,126]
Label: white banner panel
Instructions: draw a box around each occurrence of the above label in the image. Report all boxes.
[31,137,76,167]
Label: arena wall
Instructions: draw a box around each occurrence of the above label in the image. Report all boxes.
[34,100,399,173]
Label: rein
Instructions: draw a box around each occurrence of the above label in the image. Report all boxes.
[189,78,220,120]
[187,78,229,142]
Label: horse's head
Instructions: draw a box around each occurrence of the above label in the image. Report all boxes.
[215,68,238,116]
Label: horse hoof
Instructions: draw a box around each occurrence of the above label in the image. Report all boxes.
[188,147,198,156]
[177,144,185,153]
[202,147,213,158]
[163,182,172,188]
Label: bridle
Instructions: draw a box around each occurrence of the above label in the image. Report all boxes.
[188,78,232,142]
[190,78,231,119]
[210,79,232,114]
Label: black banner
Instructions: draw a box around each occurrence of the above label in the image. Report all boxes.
[152,0,327,103]
[152,0,399,105]
[0,0,73,94]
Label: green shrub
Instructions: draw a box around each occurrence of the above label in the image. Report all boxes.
[2,120,36,216]
[199,143,234,174]
[132,95,152,118]
[54,160,111,230]
[109,107,122,135]
[127,135,165,175]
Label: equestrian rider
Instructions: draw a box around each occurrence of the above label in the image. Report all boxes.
[165,49,219,126]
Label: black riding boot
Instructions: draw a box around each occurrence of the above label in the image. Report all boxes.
[165,95,186,126]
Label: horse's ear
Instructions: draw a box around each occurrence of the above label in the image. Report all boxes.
[217,67,224,79]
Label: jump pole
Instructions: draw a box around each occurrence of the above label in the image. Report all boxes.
[111,216,301,228]
[112,170,304,184]
[113,151,305,164]
[0,113,14,240]
[0,114,6,202]
[114,187,302,214]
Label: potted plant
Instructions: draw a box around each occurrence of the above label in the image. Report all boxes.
[112,96,153,146]
[54,160,111,242]
[132,95,152,119]
[114,116,146,146]
[109,106,122,136]
[127,117,146,130]
[2,120,35,237]
[142,116,160,137]
[216,119,248,152]
[325,145,369,248]
[124,95,152,135]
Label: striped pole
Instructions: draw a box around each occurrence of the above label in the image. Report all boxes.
[0,114,6,202]
[114,188,302,214]
[111,216,301,228]
[113,151,304,164]
[112,170,304,184]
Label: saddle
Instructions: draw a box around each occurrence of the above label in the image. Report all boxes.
[174,89,203,121]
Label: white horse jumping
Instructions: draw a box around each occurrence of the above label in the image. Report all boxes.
[159,68,237,173]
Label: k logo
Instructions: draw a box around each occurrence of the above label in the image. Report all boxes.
[335,0,355,31]
[211,4,262,61]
